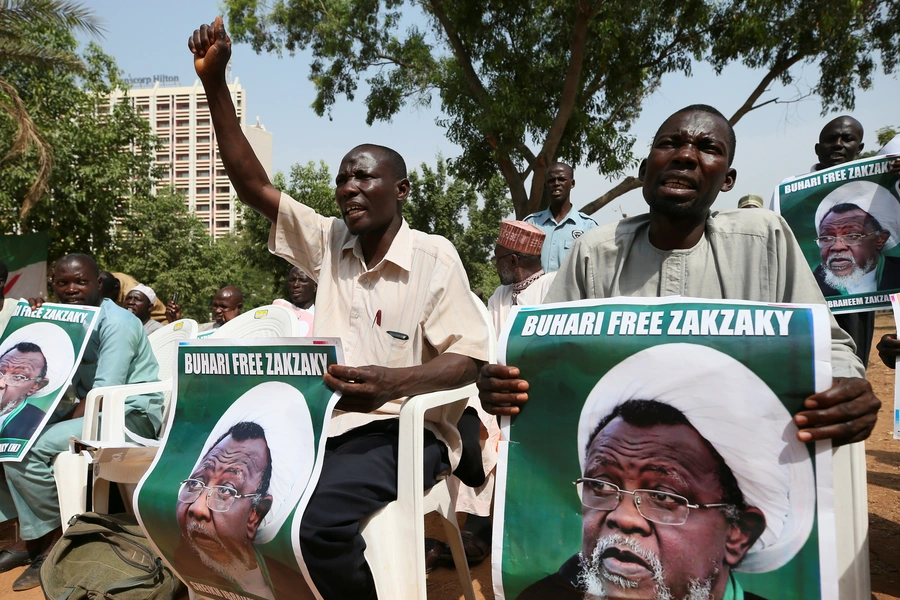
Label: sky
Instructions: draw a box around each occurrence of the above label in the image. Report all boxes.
[78,1,899,226]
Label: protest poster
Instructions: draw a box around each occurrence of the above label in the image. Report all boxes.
[492,297,837,600]
[135,338,343,600]
[774,154,900,313]
[0,300,98,461]
[890,293,900,440]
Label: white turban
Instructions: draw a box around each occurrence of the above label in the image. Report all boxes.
[191,381,316,544]
[577,343,814,574]
[0,321,76,398]
[131,284,157,305]
[814,180,900,250]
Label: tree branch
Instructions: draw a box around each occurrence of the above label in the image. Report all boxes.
[527,0,597,215]
[729,51,805,125]
[581,176,641,215]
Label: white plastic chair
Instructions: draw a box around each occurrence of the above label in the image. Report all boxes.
[358,293,491,600]
[208,304,303,339]
[54,319,198,528]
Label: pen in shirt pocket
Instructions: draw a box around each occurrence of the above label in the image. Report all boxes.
[374,309,382,327]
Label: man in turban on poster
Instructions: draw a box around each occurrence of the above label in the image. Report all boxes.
[813,181,900,296]
[519,345,814,600]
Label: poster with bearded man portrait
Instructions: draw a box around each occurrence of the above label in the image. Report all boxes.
[775,154,900,313]
[135,339,342,600]
[492,297,837,600]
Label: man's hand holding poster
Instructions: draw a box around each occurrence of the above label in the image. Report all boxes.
[775,154,900,313]
[135,339,343,600]
[0,300,98,460]
[492,298,837,600]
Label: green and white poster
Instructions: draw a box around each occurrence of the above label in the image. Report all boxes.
[492,297,837,600]
[0,300,98,461]
[135,338,343,600]
[774,154,900,313]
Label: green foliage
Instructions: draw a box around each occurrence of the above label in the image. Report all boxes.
[104,190,226,321]
[222,0,900,218]
[859,126,899,158]
[0,30,158,260]
[0,0,104,215]
[223,0,712,217]
[708,0,899,118]
[404,157,511,296]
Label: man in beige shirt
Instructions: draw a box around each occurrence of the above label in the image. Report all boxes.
[190,19,488,600]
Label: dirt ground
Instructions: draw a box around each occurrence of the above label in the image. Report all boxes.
[1,314,899,599]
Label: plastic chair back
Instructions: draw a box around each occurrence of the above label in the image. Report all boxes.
[148,319,198,380]
[208,305,303,339]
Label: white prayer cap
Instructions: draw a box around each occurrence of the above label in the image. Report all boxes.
[0,322,76,398]
[190,381,317,544]
[814,181,900,250]
[577,343,815,574]
[130,284,157,305]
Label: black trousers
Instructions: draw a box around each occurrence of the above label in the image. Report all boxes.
[836,311,875,369]
[299,419,450,600]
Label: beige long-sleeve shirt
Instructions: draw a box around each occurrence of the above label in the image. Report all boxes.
[545,209,865,378]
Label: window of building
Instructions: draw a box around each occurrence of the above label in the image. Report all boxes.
[196,153,210,161]
[157,103,170,111]
[157,155,171,163]
[176,171,189,179]
[216,221,231,229]
[216,169,227,177]
[196,203,209,212]
[216,186,230,194]
[197,101,208,109]
[197,136,210,144]
[196,170,210,178]
[196,118,210,126]
[176,119,190,128]
[176,154,189,162]
[176,136,190,144]
[216,203,230,211]
[197,187,210,195]
[158,137,170,146]
[156,120,169,129]
[176,102,190,110]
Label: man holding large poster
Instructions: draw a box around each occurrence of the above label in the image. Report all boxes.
[188,19,488,600]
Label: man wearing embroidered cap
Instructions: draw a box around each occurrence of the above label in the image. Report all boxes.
[125,284,164,335]
[519,344,810,600]
[813,181,900,296]
[488,221,557,335]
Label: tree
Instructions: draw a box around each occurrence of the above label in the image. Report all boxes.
[0,31,159,261]
[234,160,337,300]
[582,0,900,214]
[0,0,102,218]
[224,0,712,218]
[222,0,898,219]
[106,190,239,321]
[404,157,512,295]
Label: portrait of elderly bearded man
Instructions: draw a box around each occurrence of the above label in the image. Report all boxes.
[813,180,900,296]
[518,345,815,600]
[0,343,49,438]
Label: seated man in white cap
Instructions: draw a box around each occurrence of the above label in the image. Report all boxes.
[813,182,900,296]
[125,284,165,335]
[520,345,813,600]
